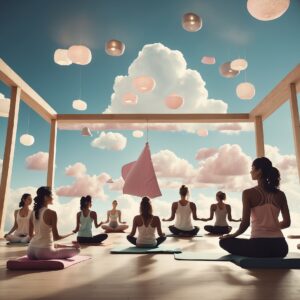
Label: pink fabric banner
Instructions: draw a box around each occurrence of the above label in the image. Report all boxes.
[122,143,162,198]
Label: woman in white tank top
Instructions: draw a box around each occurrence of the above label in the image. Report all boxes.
[27,187,80,260]
[219,157,290,258]
[201,191,241,235]
[163,185,201,236]
[127,197,166,248]
[101,200,129,233]
[4,193,32,243]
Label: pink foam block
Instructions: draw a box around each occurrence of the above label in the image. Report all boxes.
[7,255,91,270]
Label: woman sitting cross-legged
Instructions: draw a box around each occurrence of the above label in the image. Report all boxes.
[201,191,241,235]
[219,157,291,258]
[73,195,108,244]
[127,197,166,248]
[4,193,32,243]
[163,185,201,236]
[27,187,80,260]
[101,200,129,233]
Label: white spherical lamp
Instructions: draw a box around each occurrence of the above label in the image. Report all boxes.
[219,62,240,78]
[20,134,35,146]
[201,56,216,65]
[122,92,138,105]
[230,59,248,71]
[133,76,156,93]
[105,40,125,56]
[54,49,72,66]
[182,13,202,32]
[236,82,256,100]
[72,99,87,111]
[247,0,290,21]
[197,129,208,137]
[132,130,144,138]
[68,45,92,65]
[165,94,184,109]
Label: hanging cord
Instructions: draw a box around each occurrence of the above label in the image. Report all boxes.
[79,67,82,99]
[146,120,149,143]
[26,109,30,134]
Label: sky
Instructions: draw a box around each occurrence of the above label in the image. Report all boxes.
[0,0,300,233]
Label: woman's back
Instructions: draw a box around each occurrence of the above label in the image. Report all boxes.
[136,216,156,246]
[78,211,93,237]
[214,204,228,226]
[250,186,284,238]
[15,209,32,235]
[29,208,52,248]
[175,201,193,230]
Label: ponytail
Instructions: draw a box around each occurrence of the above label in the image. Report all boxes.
[140,197,152,220]
[252,157,280,192]
[80,195,92,210]
[33,187,52,219]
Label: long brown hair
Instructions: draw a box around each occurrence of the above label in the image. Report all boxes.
[140,197,152,220]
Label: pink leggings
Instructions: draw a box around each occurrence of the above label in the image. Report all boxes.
[27,246,80,260]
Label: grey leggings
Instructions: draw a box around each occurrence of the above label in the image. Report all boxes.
[27,246,80,260]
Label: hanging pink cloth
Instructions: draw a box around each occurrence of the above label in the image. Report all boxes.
[122,143,162,198]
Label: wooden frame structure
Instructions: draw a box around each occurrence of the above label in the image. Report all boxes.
[0,58,299,232]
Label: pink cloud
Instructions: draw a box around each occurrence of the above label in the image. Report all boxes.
[195,148,218,160]
[217,123,242,131]
[108,177,124,191]
[25,152,49,171]
[65,162,87,177]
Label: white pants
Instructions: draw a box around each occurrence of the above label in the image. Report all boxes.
[6,234,30,243]
[27,246,80,260]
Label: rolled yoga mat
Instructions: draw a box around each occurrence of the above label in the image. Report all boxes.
[111,245,182,254]
[7,255,91,270]
[174,251,300,269]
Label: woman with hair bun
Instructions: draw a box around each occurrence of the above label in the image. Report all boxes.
[219,157,291,257]
[163,185,201,236]
[127,197,166,248]
[4,193,32,243]
[73,195,108,243]
[201,191,241,235]
[27,187,80,260]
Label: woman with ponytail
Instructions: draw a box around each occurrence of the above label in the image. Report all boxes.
[73,196,108,243]
[163,185,201,236]
[219,157,291,257]
[127,197,166,248]
[27,187,79,260]
[4,193,32,243]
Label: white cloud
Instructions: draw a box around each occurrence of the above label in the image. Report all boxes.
[25,152,49,171]
[91,131,127,151]
[56,162,110,199]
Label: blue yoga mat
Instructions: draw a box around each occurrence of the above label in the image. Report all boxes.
[166,234,202,238]
[174,252,300,269]
[111,245,182,254]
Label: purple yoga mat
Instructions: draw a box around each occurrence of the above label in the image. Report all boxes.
[7,255,91,270]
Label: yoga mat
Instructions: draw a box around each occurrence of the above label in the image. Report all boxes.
[174,252,300,269]
[7,255,91,270]
[111,245,182,254]
[6,242,28,246]
[166,234,202,238]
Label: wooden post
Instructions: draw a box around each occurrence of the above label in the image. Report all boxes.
[0,86,21,234]
[47,119,57,188]
[289,83,300,182]
[254,115,265,157]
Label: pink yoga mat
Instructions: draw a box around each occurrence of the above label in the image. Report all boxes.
[7,255,91,270]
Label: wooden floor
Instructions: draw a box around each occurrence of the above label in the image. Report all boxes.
[1,230,300,300]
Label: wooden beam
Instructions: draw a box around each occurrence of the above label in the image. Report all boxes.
[0,58,57,122]
[289,83,300,182]
[250,64,300,120]
[0,86,21,234]
[57,113,251,124]
[47,119,57,188]
[254,116,265,157]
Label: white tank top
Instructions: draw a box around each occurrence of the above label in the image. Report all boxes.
[29,208,53,248]
[214,205,228,226]
[175,201,193,231]
[15,209,32,236]
[251,187,283,238]
[136,217,157,246]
